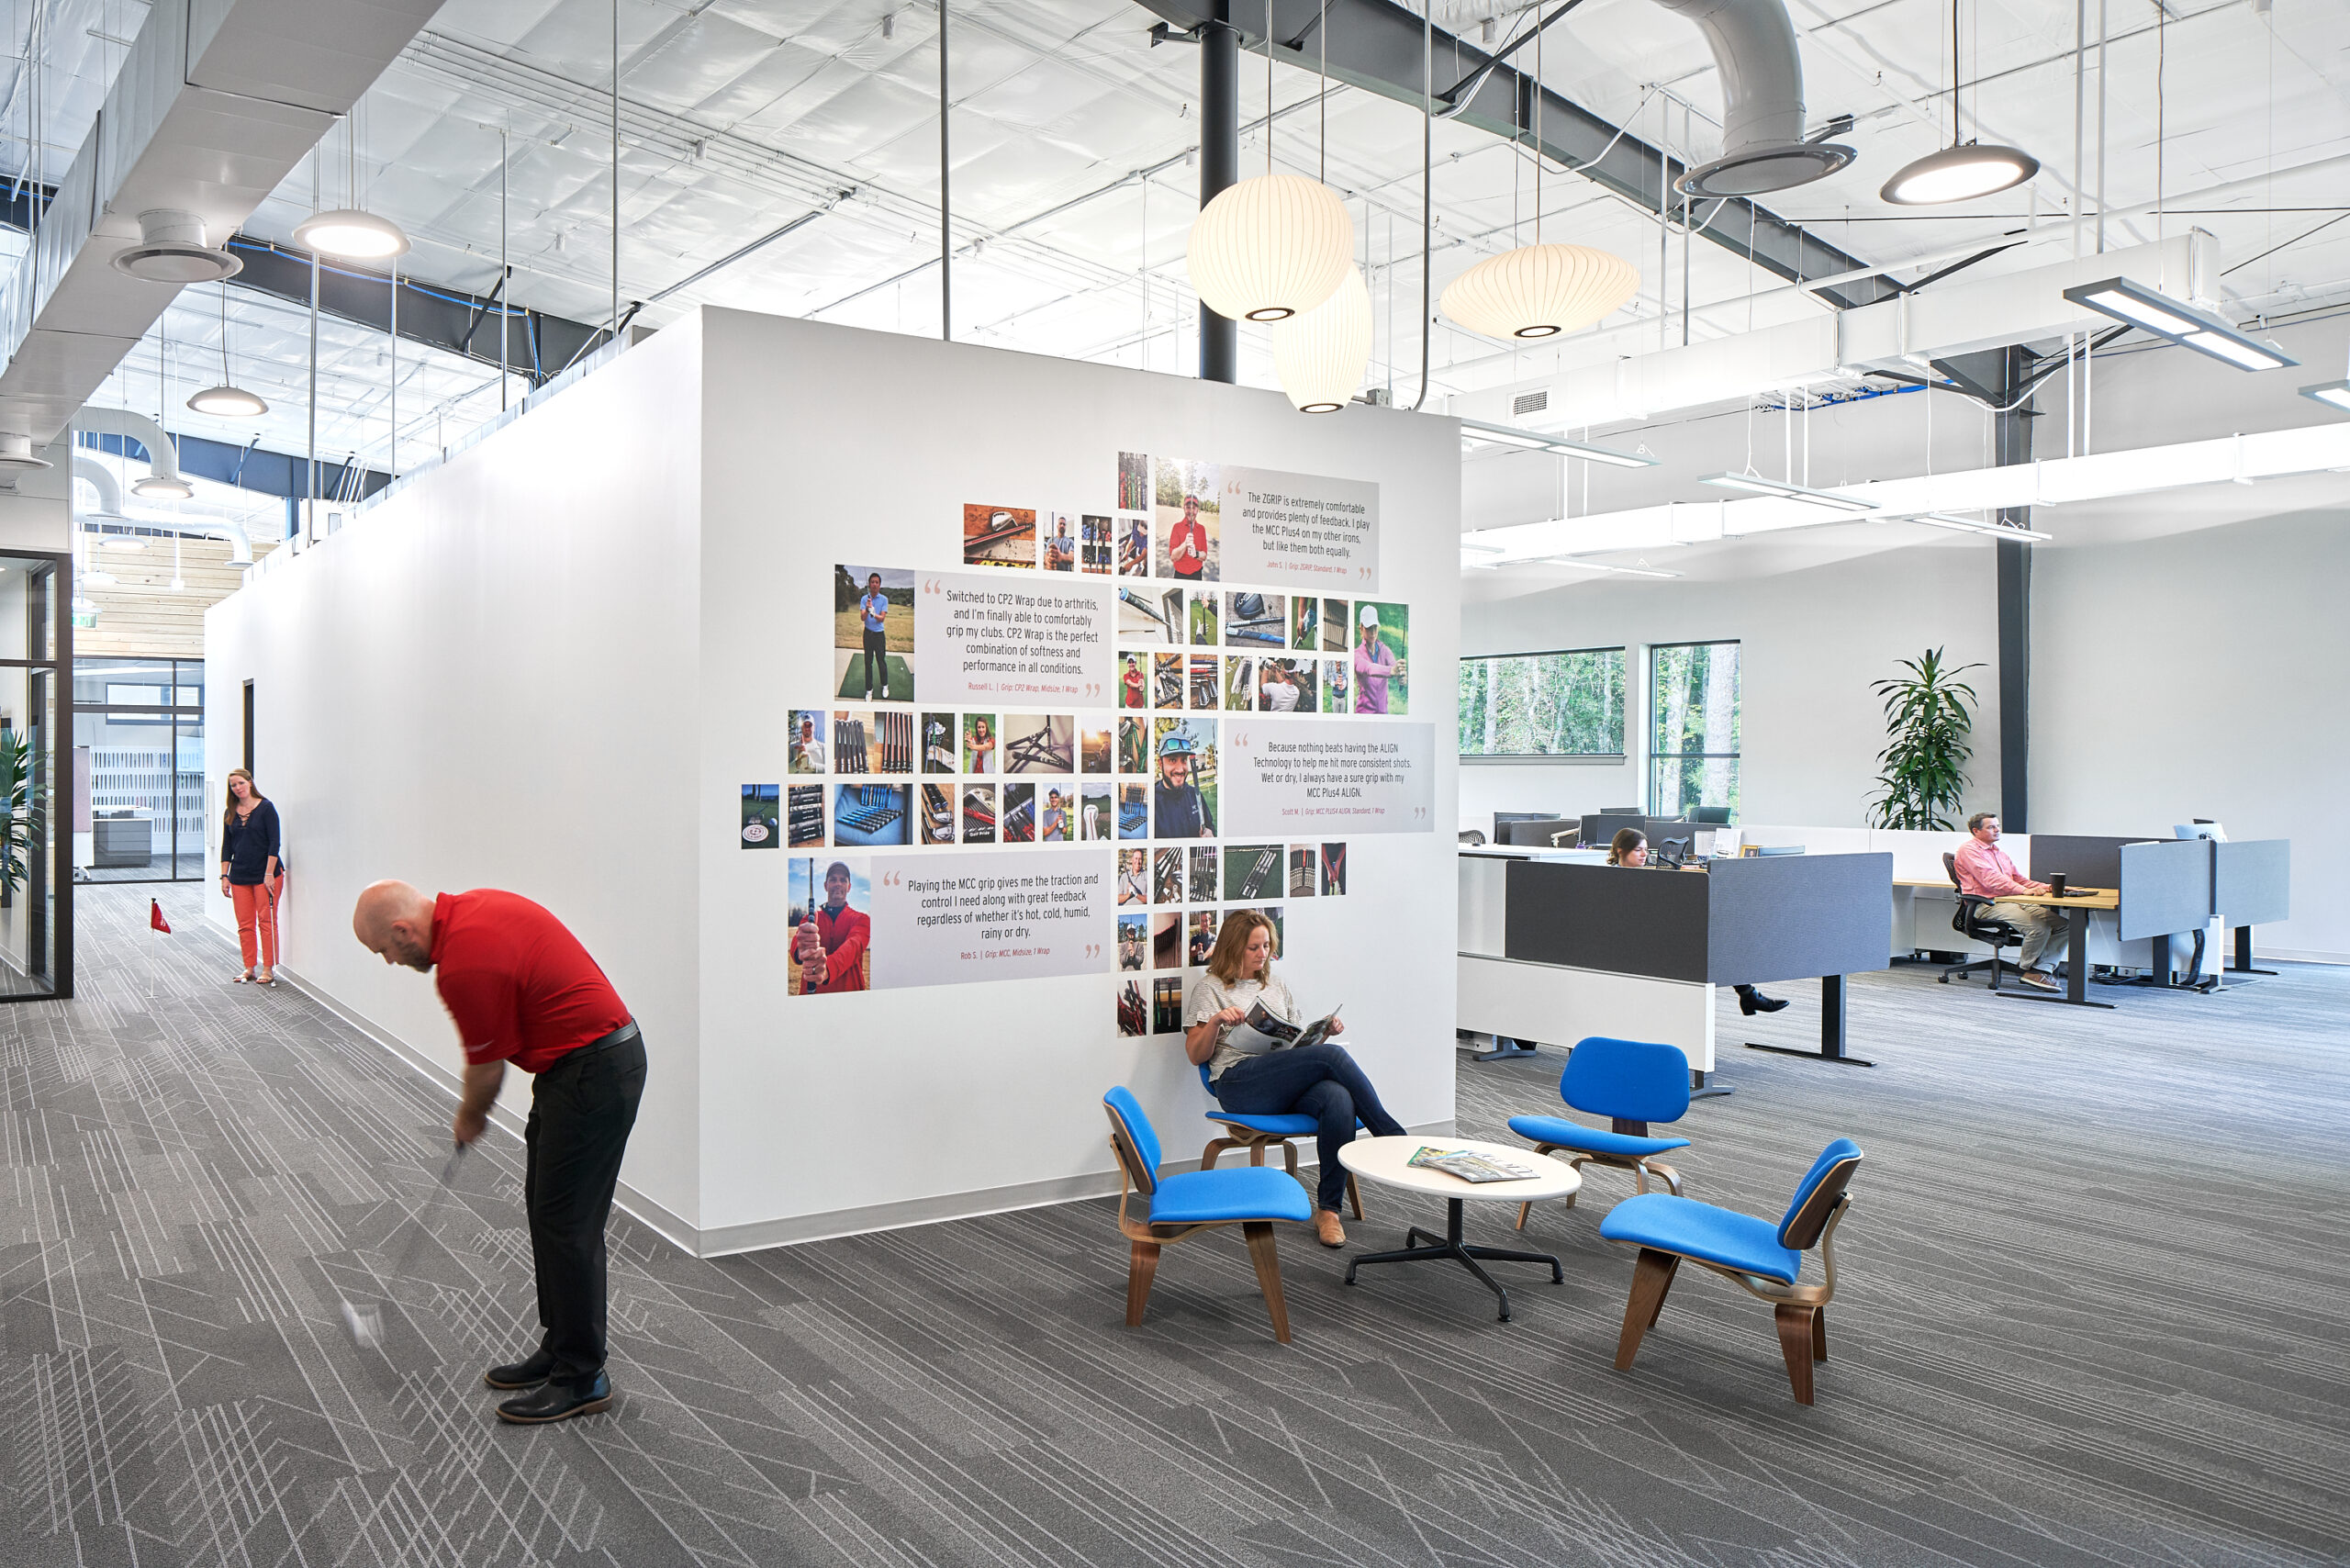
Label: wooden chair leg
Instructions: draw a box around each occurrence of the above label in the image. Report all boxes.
[1646,1255,1678,1327]
[1248,1142,1266,1167]
[1649,1160,1684,1196]
[1200,1137,1235,1171]
[1614,1248,1678,1370]
[1774,1305,1817,1404]
[1242,1221,1292,1344]
[1811,1305,1828,1363]
[1345,1170,1364,1221]
[1125,1240,1160,1327]
[1280,1140,1299,1177]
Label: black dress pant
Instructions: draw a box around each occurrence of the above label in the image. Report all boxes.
[524,1033,646,1384]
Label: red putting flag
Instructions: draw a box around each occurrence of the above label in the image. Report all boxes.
[150,899,172,935]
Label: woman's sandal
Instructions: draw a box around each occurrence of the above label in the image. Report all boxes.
[255,972,276,988]
[232,970,254,984]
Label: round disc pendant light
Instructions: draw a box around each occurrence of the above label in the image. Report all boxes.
[187,283,268,418]
[1880,142,2040,205]
[1271,265,1371,413]
[1441,244,1639,341]
[294,207,410,261]
[1187,173,1354,322]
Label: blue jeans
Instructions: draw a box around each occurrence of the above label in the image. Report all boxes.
[1212,1042,1406,1211]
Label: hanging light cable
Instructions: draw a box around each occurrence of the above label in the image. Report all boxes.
[1439,9,1637,341]
[296,108,410,260]
[188,283,268,418]
[1881,0,2040,204]
[1184,0,1353,323]
[1271,0,1370,414]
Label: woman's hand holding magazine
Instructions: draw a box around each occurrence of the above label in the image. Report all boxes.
[1225,997,1344,1056]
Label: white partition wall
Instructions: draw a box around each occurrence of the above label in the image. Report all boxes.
[208,308,1463,1256]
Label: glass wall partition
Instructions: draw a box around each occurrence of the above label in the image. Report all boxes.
[72,657,207,881]
[0,553,69,1000]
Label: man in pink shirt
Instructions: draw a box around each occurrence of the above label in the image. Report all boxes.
[1953,811,2067,990]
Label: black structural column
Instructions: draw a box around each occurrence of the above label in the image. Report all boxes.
[1943,344,2037,829]
[1197,2,1238,383]
[1988,343,2034,832]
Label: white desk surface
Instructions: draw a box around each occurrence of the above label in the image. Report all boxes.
[1339,1136,1582,1203]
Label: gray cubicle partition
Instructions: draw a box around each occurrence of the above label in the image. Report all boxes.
[1502,855,1893,985]
[2118,839,2215,942]
[1504,859,1710,980]
[1705,854,1895,984]
[2212,839,2290,925]
[1496,817,1581,847]
[2026,834,2139,890]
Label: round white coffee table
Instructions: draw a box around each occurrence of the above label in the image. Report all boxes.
[1337,1137,1581,1321]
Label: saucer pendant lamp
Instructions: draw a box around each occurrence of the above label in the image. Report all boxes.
[296,110,410,262]
[1438,17,1638,340]
[1184,2,1352,322]
[187,283,268,418]
[1880,0,2037,204]
[1271,264,1371,412]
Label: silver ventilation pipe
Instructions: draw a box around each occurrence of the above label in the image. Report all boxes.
[1650,0,1853,196]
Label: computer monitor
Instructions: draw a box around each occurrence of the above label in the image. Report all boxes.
[1602,806,1641,815]
[1688,805,1732,824]
[2173,821,2227,841]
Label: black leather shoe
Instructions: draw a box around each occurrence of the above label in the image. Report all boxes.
[1737,987,1790,1015]
[496,1372,612,1424]
[484,1349,554,1390]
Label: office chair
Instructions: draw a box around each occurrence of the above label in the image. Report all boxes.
[1507,1037,1692,1231]
[1196,1065,1365,1219]
[1102,1087,1315,1341]
[1600,1139,1863,1405]
[1938,851,2024,990]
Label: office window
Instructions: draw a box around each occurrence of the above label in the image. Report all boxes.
[1649,641,1740,815]
[1459,648,1625,757]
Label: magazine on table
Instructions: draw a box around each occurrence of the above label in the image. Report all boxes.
[1225,998,1343,1056]
[1405,1146,1541,1184]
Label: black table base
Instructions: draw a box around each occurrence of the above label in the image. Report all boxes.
[1344,1196,1562,1321]
[1743,974,1874,1065]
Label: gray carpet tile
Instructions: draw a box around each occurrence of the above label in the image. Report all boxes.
[2,883,2344,1566]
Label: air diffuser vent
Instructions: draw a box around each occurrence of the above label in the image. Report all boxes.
[1512,389,1549,417]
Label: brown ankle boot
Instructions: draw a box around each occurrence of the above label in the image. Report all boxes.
[1314,1210,1346,1248]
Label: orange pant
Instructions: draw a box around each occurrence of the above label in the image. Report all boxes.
[231,881,279,970]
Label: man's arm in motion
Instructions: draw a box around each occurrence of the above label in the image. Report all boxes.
[455,1059,504,1146]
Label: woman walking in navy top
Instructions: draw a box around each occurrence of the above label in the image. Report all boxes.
[219,767,283,985]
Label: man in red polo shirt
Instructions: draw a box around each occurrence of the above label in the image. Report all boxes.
[352,880,647,1424]
[796,860,868,992]
[1167,493,1208,581]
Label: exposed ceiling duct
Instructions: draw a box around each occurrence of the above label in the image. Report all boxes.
[1652,0,1854,196]
[71,452,254,565]
[73,407,190,496]
[0,0,443,449]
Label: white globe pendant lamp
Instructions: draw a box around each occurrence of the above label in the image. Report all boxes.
[1270,264,1371,413]
[1442,244,1639,342]
[1187,172,1353,323]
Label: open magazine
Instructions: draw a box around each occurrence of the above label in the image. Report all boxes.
[1224,997,1343,1057]
[1405,1146,1541,1184]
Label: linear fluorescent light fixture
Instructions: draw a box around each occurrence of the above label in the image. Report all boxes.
[1532,556,1683,578]
[1696,472,1876,513]
[2300,379,2350,413]
[1459,418,1654,469]
[2061,277,2297,372]
[1908,512,2053,542]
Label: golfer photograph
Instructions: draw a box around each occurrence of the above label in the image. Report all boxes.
[352,881,646,1425]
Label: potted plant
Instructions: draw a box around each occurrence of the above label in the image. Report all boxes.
[0,725,42,910]
[1867,648,1981,830]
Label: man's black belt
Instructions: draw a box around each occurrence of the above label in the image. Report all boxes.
[574,1020,640,1056]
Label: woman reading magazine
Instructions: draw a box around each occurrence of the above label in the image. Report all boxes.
[1183,911,1406,1248]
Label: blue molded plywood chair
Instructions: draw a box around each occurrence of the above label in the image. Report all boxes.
[1102,1087,1315,1342]
[1197,1064,1365,1219]
[1507,1037,1693,1230]
[1599,1138,1863,1404]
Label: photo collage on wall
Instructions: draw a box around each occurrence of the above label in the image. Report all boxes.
[755,449,1388,1022]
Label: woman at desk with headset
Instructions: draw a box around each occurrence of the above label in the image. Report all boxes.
[1607,828,1789,1017]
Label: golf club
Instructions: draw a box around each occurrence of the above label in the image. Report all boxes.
[341,1142,465,1350]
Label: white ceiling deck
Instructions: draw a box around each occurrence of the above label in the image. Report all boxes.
[1,0,2344,477]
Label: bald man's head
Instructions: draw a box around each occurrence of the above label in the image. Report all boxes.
[353,879,438,970]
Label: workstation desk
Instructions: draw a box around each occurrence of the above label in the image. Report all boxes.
[1897,834,2291,1007]
[1460,848,1894,1077]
